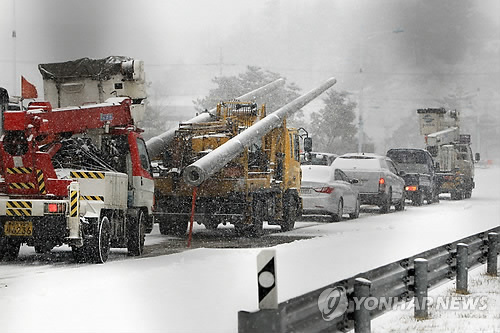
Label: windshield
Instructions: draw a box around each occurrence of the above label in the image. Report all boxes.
[333,156,381,170]
[387,150,430,173]
[301,165,333,182]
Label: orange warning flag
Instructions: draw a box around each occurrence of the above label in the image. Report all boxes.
[21,76,38,99]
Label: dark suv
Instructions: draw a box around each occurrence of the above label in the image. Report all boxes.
[386,148,439,205]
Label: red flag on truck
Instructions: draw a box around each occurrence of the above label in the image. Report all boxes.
[21,76,38,99]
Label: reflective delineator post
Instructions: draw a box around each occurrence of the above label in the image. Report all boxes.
[414,258,429,319]
[257,249,277,309]
[456,243,469,294]
[354,278,372,333]
[487,232,498,276]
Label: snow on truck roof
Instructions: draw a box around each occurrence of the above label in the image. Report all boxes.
[38,56,134,81]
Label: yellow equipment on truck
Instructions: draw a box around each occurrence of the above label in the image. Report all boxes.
[152,78,336,237]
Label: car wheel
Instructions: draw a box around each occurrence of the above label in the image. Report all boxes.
[349,196,360,219]
[379,189,392,214]
[395,191,405,211]
[331,199,343,222]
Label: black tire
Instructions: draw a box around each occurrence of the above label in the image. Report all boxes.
[331,199,343,222]
[412,192,423,206]
[281,193,298,232]
[90,217,111,264]
[379,189,392,214]
[395,191,405,211]
[0,236,21,261]
[349,196,360,219]
[128,210,146,256]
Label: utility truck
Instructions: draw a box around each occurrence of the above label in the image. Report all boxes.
[0,57,153,263]
[417,107,479,200]
[152,78,336,237]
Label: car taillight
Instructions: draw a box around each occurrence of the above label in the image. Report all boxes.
[406,185,418,192]
[44,202,66,214]
[378,177,386,192]
[314,187,334,194]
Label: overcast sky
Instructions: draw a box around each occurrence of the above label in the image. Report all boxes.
[1,0,499,153]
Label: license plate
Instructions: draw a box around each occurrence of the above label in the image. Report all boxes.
[4,221,33,236]
[301,188,312,195]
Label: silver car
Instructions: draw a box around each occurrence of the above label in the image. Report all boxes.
[331,153,406,213]
[300,165,360,221]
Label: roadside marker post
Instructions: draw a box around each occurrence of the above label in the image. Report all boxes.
[257,249,277,309]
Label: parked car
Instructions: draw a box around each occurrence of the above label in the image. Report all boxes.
[300,165,360,221]
[300,152,338,166]
[386,148,440,205]
[331,153,405,213]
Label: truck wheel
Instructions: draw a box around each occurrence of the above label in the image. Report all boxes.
[90,217,111,264]
[349,196,361,219]
[395,191,405,211]
[128,210,146,256]
[0,237,21,261]
[281,193,297,232]
[413,192,423,206]
[379,190,392,214]
[331,199,343,222]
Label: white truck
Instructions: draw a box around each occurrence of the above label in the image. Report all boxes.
[0,57,154,263]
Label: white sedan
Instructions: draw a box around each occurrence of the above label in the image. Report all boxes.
[300,165,360,222]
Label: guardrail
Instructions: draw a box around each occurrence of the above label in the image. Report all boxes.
[238,226,500,333]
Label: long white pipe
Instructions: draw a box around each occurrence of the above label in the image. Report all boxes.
[146,78,285,159]
[183,77,337,186]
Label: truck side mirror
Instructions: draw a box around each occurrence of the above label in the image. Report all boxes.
[475,152,480,162]
[303,137,312,153]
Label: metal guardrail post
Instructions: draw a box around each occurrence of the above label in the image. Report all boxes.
[487,232,498,276]
[456,243,468,294]
[354,278,371,333]
[414,258,429,319]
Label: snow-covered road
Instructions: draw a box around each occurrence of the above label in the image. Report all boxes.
[1,167,499,333]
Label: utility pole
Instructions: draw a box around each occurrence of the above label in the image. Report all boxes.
[12,0,17,95]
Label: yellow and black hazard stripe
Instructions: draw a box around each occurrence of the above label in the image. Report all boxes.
[9,182,35,190]
[37,169,46,194]
[70,190,79,217]
[6,167,33,175]
[70,171,105,179]
[6,201,32,216]
[80,195,104,201]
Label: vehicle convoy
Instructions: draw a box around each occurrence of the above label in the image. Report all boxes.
[417,107,479,200]
[300,164,360,221]
[386,148,439,205]
[331,153,405,213]
[152,78,337,237]
[0,56,153,263]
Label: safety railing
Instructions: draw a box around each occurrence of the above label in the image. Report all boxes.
[238,226,500,333]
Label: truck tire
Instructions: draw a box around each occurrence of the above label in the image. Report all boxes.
[128,210,146,256]
[349,196,361,219]
[379,189,392,214]
[413,192,424,206]
[0,236,21,261]
[331,199,343,222]
[89,217,111,264]
[281,193,298,232]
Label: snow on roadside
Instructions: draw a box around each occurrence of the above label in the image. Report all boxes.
[371,265,500,332]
